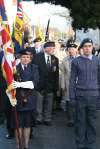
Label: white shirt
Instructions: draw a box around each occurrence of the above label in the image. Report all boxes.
[44,52,51,64]
[35,47,42,53]
[21,64,27,70]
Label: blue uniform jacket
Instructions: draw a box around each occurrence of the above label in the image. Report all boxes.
[16,63,39,111]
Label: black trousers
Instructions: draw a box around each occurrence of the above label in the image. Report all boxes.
[75,96,97,149]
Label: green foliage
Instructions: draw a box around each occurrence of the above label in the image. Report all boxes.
[70,0,100,29]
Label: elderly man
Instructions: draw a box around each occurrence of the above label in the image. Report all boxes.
[34,41,59,125]
[60,40,78,126]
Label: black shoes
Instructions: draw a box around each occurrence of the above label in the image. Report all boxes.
[5,134,14,139]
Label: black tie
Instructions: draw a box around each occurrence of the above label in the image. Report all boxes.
[47,56,51,69]
[24,65,27,70]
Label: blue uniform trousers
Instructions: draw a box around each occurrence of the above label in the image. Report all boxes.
[75,96,97,149]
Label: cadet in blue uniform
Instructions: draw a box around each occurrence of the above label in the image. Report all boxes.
[12,49,39,149]
[69,38,100,149]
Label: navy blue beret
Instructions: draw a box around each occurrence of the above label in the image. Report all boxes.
[80,38,93,48]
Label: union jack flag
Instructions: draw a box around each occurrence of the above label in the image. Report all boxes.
[0,0,17,106]
[17,0,23,19]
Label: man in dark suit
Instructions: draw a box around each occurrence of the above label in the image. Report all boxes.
[34,41,59,125]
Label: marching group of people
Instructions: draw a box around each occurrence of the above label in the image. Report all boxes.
[0,36,100,149]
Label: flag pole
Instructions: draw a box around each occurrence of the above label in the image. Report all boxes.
[12,1,23,147]
[13,106,23,149]
[7,19,22,149]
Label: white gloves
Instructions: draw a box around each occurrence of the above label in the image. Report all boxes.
[12,81,21,88]
[12,81,34,89]
[6,91,17,107]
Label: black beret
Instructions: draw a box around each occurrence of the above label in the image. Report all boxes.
[19,47,33,55]
[80,38,93,48]
[33,37,42,43]
[66,39,77,50]
[44,41,55,48]
[67,43,77,49]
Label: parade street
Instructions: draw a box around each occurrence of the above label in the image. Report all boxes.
[0,110,100,149]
